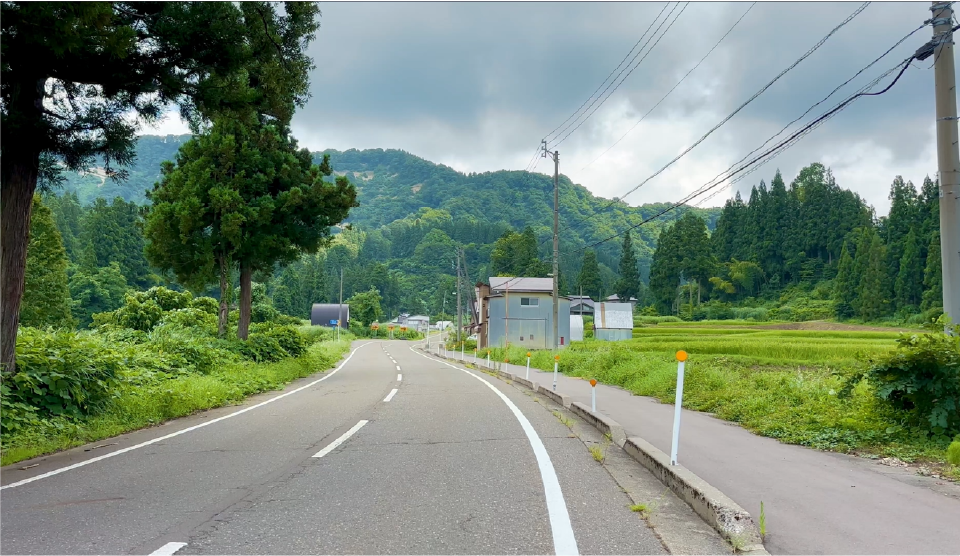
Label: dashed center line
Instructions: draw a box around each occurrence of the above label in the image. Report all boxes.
[312,420,369,458]
[149,542,187,556]
[396,365,401,371]
[383,388,399,402]
[397,373,403,381]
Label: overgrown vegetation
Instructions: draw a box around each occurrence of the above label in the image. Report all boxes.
[2,287,352,466]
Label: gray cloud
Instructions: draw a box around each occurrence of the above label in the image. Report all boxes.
[147,2,953,216]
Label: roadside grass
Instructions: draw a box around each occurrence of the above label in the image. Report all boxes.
[484,327,954,463]
[1,338,353,467]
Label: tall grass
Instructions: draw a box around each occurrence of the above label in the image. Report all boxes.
[487,327,950,462]
[1,338,353,466]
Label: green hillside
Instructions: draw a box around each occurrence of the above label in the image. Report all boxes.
[58,136,722,281]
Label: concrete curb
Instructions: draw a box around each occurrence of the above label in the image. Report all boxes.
[623,436,769,555]
[536,385,571,408]
[512,376,539,391]
[568,402,627,448]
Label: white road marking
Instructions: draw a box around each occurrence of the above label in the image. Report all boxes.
[149,542,187,556]
[383,388,399,402]
[398,374,403,382]
[1,343,374,491]
[410,347,580,556]
[312,420,369,458]
[396,365,401,371]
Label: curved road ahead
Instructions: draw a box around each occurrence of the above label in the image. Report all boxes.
[1,340,668,555]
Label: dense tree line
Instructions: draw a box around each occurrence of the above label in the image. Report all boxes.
[648,163,943,321]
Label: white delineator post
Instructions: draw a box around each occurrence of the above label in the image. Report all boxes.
[474,348,478,364]
[590,379,597,412]
[526,352,531,380]
[461,342,465,361]
[552,355,560,391]
[670,350,688,466]
[486,351,491,368]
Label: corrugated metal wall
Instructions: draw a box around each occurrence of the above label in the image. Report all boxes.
[485,293,570,349]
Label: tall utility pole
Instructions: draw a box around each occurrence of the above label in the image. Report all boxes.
[932,1,960,327]
[456,249,463,345]
[543,140,560,350]
[338,268,343,342]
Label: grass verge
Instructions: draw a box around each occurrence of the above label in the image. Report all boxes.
[484,328,954,463]
[1,339,353,467]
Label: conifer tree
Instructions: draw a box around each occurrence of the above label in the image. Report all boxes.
[576,250,603,301]
[20,196,76,329]
[922,232,943,312]
[615,230,641,303]
[895,228,924,310]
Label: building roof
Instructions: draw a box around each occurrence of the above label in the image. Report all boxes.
[570,297,596,308]
[406,315,430,322]
[595,302,634,329]
[606,294,638,302]
[489,277,553,292]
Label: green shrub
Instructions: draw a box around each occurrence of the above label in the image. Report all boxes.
[252,302,281,323]
[7,328,124,420]
[189,296,220,315]
[147,325,237,374]
[250,323,307,358]
[109,296,164,331]
[867,323,960,436]
[948,439,960,466]
[234,334,289,363]
[159,307,218,333]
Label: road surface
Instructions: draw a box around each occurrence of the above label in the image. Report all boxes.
[1,340,671,555]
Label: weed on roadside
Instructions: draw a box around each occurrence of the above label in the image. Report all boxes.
[759,501,767,540]
[589,445,605,463]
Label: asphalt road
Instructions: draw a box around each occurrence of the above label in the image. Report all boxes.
[1,340,667,555]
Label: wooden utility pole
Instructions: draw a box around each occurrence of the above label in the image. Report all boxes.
[931,1,960,327]
[456,249,462,345]
[543,140,560,350]
[338,268,343,342]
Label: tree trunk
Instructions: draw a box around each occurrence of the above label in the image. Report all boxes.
[697,281,701,305]
[1,153,41,375]
[238,263,252,340]
[218,254,229,338]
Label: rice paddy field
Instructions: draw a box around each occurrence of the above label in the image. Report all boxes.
[482,320,954,463]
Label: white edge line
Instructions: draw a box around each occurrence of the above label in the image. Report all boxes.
[2,342,373,491]
[383,388,399,402]
[149,542,188,556]
[410,346,580,556]
[312,420,369,458]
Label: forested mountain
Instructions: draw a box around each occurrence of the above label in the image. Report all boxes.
[56,136,721,313]
[46,135,941,326]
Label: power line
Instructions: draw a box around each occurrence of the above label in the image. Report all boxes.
[576,54,915,253]
[552,1,870,238]
[550,2,689,149]
[581,2,757,171]
[541,2,672,145]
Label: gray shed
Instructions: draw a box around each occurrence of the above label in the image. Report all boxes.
[594,302,633,341]
[311,303,349,328]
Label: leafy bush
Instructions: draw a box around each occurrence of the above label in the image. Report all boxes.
[159,307,218,333]
[7,328,123,420]
[948,439,960,467]
[147,324,236,374]
[189,296,219,315]
[252,302,281,323]
[234,334,288,363]
[867,323,960,436]
[249,323,307,358]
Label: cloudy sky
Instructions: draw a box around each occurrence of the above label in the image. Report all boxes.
[147,1,952,216]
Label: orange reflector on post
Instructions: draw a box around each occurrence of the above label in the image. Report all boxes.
[590,379,597,387]
[676,350,688,362]
[527,352,531,358]
[554,355,560,361]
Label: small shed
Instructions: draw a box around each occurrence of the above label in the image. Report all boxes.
[594,302,633,341]
[570,315,584,342]
[311,303,349,328]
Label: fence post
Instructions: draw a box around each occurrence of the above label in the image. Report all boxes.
[670,350,688,466]
[590,379,597,412]
[552,355,560,391]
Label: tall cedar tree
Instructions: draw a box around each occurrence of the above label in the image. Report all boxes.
[1,2,319,372]
[576,250,603,301]
[21,196,76,329]
[895,229,924,310]
[922,231,943,312]
[232,122,358,339]
[615,231,641,303]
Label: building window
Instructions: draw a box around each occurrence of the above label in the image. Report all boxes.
[520,297,539,307]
